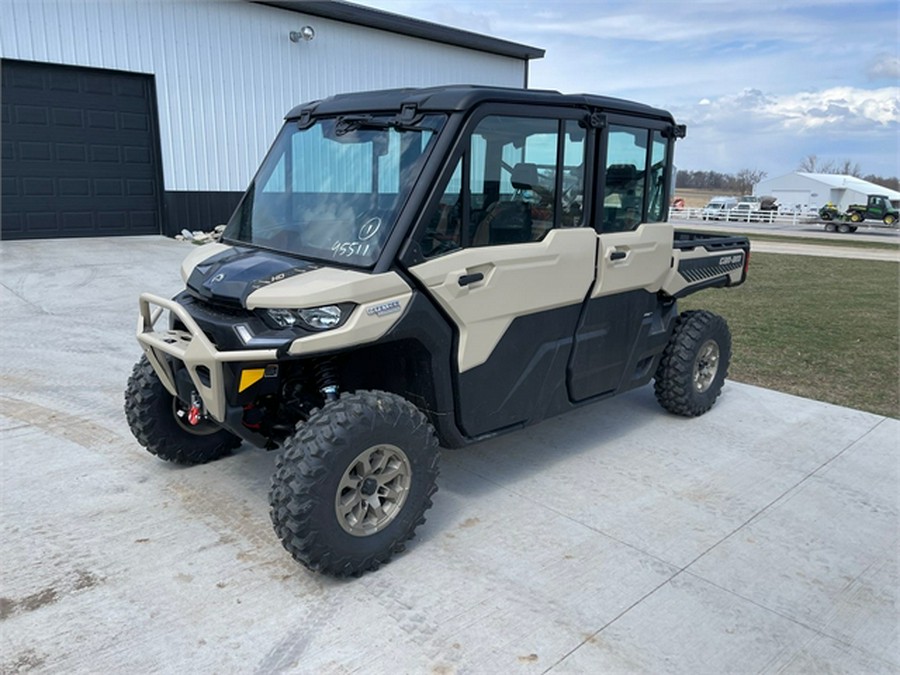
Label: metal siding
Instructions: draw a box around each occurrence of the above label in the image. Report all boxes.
[2,0,525,191]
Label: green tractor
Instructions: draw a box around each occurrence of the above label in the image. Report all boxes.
[846,195,899,225]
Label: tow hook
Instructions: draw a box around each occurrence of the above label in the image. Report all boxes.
[187,391,203,426]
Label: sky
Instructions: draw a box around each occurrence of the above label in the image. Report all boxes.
[354,0,900,179]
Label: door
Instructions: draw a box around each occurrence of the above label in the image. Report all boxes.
[408,112,596,437]
[1,60,162,240]
[568,125,676,401]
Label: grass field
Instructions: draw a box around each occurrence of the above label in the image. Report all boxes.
[681,253,899,418]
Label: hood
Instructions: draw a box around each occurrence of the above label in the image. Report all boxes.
[184,246,319,306]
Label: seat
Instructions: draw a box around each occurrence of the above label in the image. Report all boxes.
[511,162,540,192]
[472,163,544,246]
[604,164,639,231]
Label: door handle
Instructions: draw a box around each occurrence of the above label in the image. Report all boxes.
[458,272,484,286]
[610,250,627,261]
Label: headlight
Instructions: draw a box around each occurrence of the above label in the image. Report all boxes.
[298,305,342,329]
[264,304,350,331]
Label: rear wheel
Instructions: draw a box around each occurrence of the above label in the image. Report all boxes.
[654,310,732,417]
[824,222,837,232]
[849,211,863,223]
[269,390,440,577]
[124,356,240,464]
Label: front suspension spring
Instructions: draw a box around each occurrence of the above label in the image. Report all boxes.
[314,358,340,402]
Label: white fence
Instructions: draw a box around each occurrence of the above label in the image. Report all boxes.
[669,207,818,226]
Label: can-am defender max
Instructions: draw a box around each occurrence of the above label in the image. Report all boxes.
[125,86,749,576]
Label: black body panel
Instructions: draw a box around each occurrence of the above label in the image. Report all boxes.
[172,290,302,352]
[567,290,675,401]
[329,291,468,449]
[456,305,583,438]
[452,294,678,439]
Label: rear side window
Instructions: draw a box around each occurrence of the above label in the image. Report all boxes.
[600,125,669,232]
[603,126,647,232]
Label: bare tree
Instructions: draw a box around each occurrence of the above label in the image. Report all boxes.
[798,154,820,172]
[798,154,837,173]
[835,159,862,177]
[798,155,862,176]
[735,168,768,195]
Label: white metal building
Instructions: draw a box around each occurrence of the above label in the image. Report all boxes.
[754,172,900,212]
[0,0,543,239]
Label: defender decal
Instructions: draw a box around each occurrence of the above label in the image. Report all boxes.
[366,300,402,317]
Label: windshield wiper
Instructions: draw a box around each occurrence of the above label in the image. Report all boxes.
[334,114,427,135]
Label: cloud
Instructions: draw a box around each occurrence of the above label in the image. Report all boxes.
[671,85,900,176]
[683,86,900,132]
[869,53,900,80]
[762,87,900,130]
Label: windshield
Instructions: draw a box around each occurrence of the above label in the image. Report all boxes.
[224,114,445,267]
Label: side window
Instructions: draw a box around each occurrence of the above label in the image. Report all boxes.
[604,126,648,232]
[472,116,558,247]
[647,130,667,222]
[417,114,586,258]
[420,158,463,258]
[562,120,586,227]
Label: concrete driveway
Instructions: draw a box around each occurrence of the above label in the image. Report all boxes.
[1,236,897,674]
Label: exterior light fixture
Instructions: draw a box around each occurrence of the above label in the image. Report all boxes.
[290,26,316,42]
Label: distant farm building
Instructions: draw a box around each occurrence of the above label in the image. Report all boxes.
[754,172,900,211]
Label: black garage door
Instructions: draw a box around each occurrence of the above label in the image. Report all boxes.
[1,60,163,240]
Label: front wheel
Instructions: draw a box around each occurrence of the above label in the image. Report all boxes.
[654,310,732,417]
[838,223,851,233]
[269,390,440,577]
[124,356,241,464]
[884,214,897,226]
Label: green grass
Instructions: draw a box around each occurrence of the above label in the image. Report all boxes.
[681,253,899,418]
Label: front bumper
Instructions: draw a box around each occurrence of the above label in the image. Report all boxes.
[136,293,278,424]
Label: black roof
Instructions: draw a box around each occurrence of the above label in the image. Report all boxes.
[252,0,544,60]
[286,85,676,123]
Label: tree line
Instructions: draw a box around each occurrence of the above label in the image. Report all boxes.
[675,169,766,195]
[677,156,899,193]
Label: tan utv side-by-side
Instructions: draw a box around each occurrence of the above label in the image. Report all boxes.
[124,86,749,577]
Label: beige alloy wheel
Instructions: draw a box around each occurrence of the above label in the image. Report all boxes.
[335,444,412,536]
[655,310,731,417]
[693,339,720,393]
